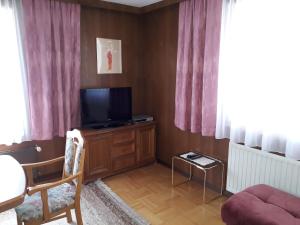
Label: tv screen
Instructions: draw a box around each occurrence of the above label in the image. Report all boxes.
[80,87,132,128]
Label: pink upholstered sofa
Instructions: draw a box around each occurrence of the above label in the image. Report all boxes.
[221,184,300,225]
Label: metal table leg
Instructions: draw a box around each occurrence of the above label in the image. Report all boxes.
[172,157,192,186]
[172,156,174,185]
[188,164,192,180]
[220,162,224,196]
[203,170,207,203]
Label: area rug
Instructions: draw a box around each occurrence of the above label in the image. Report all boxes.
[0,180,149,225]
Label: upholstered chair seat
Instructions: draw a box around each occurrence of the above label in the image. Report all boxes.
[15,183,75,222]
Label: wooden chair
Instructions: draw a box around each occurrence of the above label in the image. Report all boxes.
[15,129,85,225]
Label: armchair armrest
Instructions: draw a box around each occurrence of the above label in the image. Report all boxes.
[22,156,65,187]
[22,156,65,169]
[27,172,81,196]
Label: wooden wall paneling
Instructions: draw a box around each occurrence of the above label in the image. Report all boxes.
[0,137,65,180]
[80,6,144,114]
[34,137,66,178]
[0,144,38,164]
[141,4,229,189]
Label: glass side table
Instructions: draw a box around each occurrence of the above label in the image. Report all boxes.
[171,151,225,203]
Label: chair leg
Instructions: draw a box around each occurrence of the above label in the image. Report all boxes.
[75,203,83,225]
[17,216,22,225]
[66,209,72,223]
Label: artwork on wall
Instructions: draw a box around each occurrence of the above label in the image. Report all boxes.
[96,38,122,74]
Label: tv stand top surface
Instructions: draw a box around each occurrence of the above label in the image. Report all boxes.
[80,121,155,137]
[89,121,133,130]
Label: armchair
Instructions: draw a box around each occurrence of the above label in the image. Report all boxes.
[15,129,85,225]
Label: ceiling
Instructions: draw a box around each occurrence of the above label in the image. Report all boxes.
[101,0,163,8]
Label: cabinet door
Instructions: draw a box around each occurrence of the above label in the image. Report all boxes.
[136,125,155,164]
[85,134,112,180]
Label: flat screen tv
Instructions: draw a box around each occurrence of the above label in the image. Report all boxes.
[80,87,132,128]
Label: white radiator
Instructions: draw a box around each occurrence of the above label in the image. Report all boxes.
[227,142,300,197]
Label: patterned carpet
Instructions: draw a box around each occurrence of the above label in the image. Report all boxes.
[0,180,149,225]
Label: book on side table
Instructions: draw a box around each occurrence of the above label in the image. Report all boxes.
[179,151,217,167]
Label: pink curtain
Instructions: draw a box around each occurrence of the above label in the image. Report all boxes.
[22,0,80,140]
[175,0,222,136]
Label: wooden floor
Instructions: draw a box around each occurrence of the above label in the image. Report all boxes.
[104,163,227,225]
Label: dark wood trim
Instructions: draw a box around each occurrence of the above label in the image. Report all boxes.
[61,0,141,14]
[141,0,183,14]
[59,0,182,14]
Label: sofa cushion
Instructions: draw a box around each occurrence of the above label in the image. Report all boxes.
[221,184,300,225]
[245,184,300,219]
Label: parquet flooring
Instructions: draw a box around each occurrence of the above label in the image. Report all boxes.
[104,163,226,225]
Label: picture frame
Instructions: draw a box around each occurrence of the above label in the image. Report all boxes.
[96,38,122,74]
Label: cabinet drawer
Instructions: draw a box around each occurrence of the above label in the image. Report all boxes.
[112,142,135,158]
[113,130,135,145]
[112,154,136,171]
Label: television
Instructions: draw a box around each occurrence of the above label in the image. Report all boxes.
[80,87,132,128]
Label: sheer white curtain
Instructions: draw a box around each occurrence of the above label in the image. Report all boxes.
[216,0,300,160]
[0,0,31,144]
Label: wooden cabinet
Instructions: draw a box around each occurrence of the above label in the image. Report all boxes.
[81,122,155,182]
[111,129,136,172]
[136,125,155,164]
[84,134,112,180]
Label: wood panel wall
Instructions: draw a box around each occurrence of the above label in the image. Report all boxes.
[140,4,229,188]
[0,137,65,178]
[1,3,229,187]
[80,6,144,115]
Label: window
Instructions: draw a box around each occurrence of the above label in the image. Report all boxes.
[0,0,30,145]
[216,0,300,159]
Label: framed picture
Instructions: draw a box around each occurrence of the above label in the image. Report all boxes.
[96,38,122,74]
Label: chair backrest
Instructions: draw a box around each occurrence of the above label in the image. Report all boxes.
[63,129,84,183]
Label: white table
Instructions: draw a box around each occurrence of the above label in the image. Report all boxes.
[0,155,26,212]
